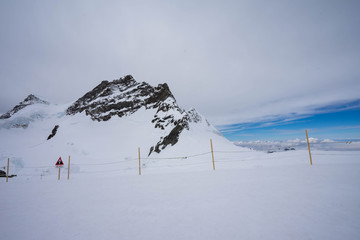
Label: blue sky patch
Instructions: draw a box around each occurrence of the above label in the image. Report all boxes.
[218,100,360,141]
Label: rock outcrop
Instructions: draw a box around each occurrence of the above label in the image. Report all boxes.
[47,125,59,140]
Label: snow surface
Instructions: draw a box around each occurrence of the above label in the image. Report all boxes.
[1,150,360,240]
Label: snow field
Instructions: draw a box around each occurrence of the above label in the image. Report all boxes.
[1,150,360,240]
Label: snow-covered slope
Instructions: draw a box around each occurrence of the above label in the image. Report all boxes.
[0,94,49,121]
[0,75,241,177]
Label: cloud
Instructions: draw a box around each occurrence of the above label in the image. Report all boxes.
[0,0,359,126]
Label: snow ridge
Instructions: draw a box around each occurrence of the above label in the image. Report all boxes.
[66,75,209,155]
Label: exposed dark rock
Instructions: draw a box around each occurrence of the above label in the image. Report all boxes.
[205,120,211,127]
[187,108,202,123]
[0,94,49,119]
[0,169,16,178]
[47,125,59,140]
[284,147,295,151]
[12,124,28,129]
[151,120,189,155]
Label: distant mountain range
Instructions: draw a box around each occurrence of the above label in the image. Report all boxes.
[234,139,360,152]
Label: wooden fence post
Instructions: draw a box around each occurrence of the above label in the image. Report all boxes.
[138,147,141,175]
[58,167,61,180]
[67,156,70,180]
[305,130,313,165]
[210,139,215,171]
[6,158,9,182]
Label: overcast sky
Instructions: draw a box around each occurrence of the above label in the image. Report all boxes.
[1,0,359,126]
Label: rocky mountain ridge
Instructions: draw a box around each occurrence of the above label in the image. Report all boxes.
[66,75,205,155]
[1,75,211,155]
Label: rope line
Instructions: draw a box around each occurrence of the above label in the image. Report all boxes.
[145,152,211,160]
[312,153,360,156]
[72,159,137,166]
[214,150,254,153]
[21,165,55,169]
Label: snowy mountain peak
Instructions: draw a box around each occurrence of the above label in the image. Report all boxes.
[0,94,49,119]
[0,75,232,156]
[23,94,49,104]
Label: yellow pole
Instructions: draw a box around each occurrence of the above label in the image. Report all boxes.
[138,147,141,175]
[58,167,61,180]
[67,156,70,180]
[305,130,313,165]
[6,158,9,182]
[210,139,215,171]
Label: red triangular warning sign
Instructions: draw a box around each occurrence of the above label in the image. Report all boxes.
[55,157,64,166]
